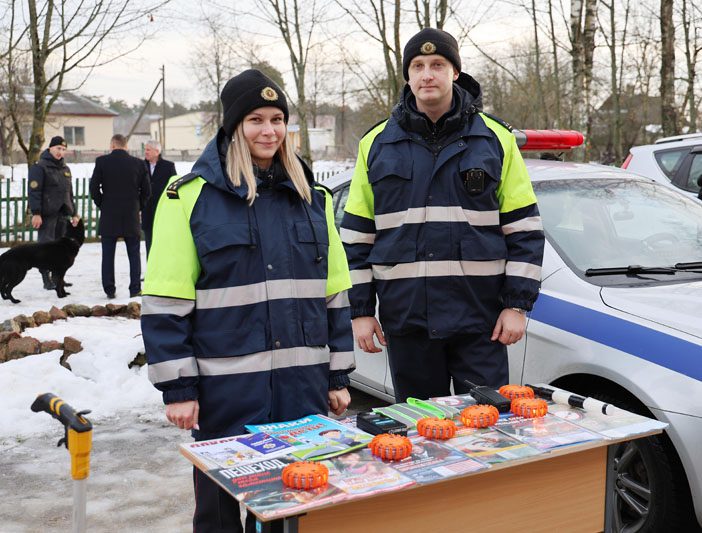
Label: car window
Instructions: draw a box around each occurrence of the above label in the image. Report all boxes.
[332,185,350,229]
[535,179,702,278]
[685,153,702,192]
[654,148,689,180]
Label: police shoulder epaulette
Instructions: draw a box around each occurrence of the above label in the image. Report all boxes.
[313,182,333,196]
[361,117,389,138]
[166,172,200,199]
[481,112,513,132]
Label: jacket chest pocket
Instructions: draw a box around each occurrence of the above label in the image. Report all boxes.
[368,158,413,215]
[293,221,329,275]
[194,223,254,265]
[457,152,501,209]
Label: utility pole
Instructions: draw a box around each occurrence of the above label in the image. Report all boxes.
[161,64,166,152]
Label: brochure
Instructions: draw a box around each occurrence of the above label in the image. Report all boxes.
[547,403,668,439]
[208,456,345,519]
[448,428,543,464]
[180,432,294,470]
[429,394,477,412]
[494,413,603,451]
[245,414,372,461]
[392,436,487,483]
[322,448,416,496]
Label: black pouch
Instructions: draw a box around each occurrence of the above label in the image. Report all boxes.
[462,168,485,195]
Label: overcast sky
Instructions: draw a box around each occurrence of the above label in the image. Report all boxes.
[75,4,532,108]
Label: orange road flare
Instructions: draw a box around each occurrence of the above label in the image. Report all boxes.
[369,433,413,461]
[416,417,457,440]
[511,397,549,418]
[499,384,535,401]
[281,461,329,490]
[460,405,500,428]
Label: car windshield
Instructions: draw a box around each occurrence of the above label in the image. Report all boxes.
[534,178,702,283]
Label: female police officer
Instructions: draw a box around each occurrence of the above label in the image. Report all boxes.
[141,69,355,532]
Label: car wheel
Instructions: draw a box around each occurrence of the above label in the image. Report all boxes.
[592,392,695,533]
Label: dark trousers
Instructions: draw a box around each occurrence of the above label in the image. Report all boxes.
[100,236,141,295]
[385,331,509,403]
[193,467,284,533]
[38,215,67,283]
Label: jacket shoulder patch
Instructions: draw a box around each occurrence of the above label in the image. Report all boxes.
[481,112,513,132]
[166,172,200,199]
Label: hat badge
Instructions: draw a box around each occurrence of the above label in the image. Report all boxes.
[261,87,278,101]
[420,41,437,54]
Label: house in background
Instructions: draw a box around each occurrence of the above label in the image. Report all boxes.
[149,111,218,158]
[288,114,337,158]
[4,90,117,162]
[43,92,117,153]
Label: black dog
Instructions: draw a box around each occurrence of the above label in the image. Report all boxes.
[0,218,85,303]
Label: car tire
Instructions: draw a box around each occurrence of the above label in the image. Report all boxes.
[591,391,698,533]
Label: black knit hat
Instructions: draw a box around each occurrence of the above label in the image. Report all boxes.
[402,28,461,80]
[220,69,289,138]
[49,136,67,148]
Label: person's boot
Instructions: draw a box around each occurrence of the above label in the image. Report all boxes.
[41,271,56,290]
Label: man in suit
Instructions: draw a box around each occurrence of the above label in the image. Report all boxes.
[90,134,151,299]
[142,139,176,257]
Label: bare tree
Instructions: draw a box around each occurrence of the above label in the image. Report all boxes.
[569,0,598,146]
[680,0,701,131]
[598,0,631,162]
[5,0,169,167]
[189,13,238,130]
[248,0,332,164]
[412,0,448,29]
[660,0,676,136]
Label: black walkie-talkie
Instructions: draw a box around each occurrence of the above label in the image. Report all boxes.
[464,380,511,413]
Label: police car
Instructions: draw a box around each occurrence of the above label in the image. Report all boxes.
[325,142,702,532]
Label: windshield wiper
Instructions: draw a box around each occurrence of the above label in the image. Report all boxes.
[674,261,702,270]
[585,265,678,277]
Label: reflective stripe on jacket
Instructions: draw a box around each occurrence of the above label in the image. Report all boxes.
[141,132,354,440]
[341,110,544,338]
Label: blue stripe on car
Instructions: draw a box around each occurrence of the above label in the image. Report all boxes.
[531,293,701,381]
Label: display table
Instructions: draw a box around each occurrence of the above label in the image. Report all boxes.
[180,392,665,533]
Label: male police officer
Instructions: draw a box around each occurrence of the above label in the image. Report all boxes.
[341,28,545,402]
[28,136,80,290]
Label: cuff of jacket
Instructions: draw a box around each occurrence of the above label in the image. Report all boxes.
[163,386,199,404]
[350,306,376,319]
[329,371,351,390]
[31,209,41,215]
[501,296,537,312]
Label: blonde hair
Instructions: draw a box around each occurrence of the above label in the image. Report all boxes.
[226,123,311,205]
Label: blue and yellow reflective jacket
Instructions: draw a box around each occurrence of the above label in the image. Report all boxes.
[341,76,544,338]
[141,130,354,440]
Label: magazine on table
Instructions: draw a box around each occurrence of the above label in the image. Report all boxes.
[180,432,294,470]
[494,413,603,451]
[245,414,372,461]
[208,456,345,519]
[391,436,487,483]
[547,403,668,439]
[321,448,416,496]
[448,427,543,465]
[429,394,477,412]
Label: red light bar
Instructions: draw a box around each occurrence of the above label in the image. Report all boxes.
[513,129,584,151]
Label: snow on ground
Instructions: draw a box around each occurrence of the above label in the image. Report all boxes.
[0,241,161,445]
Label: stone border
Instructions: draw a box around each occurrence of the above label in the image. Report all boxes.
[0,302,141,366]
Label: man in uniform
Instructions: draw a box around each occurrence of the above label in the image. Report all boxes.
[141,139,176,257]
[341,28,545,402]
[28,136,80,290]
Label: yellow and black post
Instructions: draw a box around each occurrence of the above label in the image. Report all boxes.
[31,392,92,533]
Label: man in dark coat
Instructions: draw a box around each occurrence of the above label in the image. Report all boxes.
[90,134,151,299]
[28,136,80,290]
[141,139,176,257]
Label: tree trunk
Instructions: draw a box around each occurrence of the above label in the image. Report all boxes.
[660,0,677,136]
